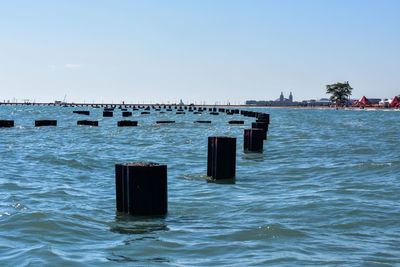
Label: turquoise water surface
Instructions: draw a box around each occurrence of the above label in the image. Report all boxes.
[0,106,399,266]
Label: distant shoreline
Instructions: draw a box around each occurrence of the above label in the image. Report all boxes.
[0,102,397,111]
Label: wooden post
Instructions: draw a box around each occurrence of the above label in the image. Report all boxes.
[122,111,132,117]
[251,122,268,140]
[207,137,236,180]
[35,120,57,127]
[118,120,138,127]
[115,162,167,215]
[156,121,175,124]
[103,111,113,117]
[0,120,14,127]
[228,120,244,124]
[77,120,98,126]
[257,114,270,124]
[244,129,264,152]
[73,111,90,115]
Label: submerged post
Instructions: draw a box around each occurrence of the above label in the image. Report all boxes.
[251,122,268,140]
[244,128,264,152]
[118,120,138,127]
[207,137,236,180]
[115,162,167,215]
[122,111,132,117]
[77,120,98,126]
[0,120,14,128]
[103,111,113,117]
[35,120,57,127]
[257,113,270,124]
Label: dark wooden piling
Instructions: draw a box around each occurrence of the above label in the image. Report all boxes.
[73,111,90,115]
[207,137,236,180]
[118,120,138,127]
[0,120,14,127]
[35,120,57,127]
[228,120,244,124]
[251,122,268,140]
[77,120,98,126]
[256,114,270,124]
[115,162,167,215]
[122,111,132,117]
[244,129,264,152]
[156,121,175,124]
[103,111,113,117]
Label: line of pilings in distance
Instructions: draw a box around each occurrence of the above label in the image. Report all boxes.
[0,105,267,128]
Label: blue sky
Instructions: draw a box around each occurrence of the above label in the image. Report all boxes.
[1,0,399,104]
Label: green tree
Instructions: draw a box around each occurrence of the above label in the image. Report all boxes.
[326,81,353,104]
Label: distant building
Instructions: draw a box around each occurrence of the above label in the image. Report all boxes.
[302,98,332,106]
[279,92,284,102]
[246,92,297,106]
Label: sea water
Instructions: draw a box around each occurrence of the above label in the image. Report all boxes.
[0,106,399,266]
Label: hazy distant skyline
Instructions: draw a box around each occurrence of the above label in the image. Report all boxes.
[1,0,399,104]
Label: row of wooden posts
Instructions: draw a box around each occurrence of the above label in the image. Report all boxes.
[1,105,269,215]
[0,106,253,127]
[115,111,270,215]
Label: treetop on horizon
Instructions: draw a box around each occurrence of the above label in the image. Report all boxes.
[326,81,353,104]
